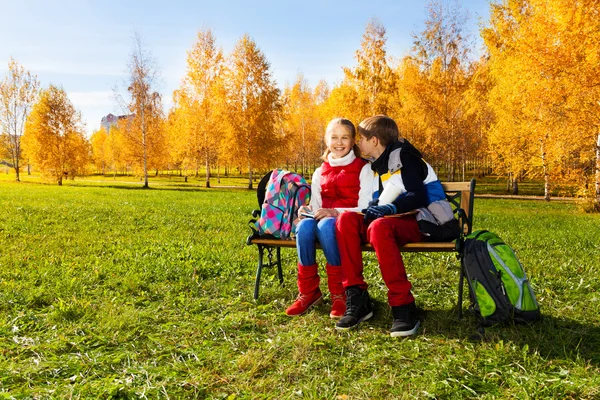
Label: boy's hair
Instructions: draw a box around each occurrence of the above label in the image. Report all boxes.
[322,117,360,160]
[358,115,403,147]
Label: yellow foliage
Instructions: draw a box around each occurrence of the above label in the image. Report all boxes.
[223,34,281,188]
[90,129,108,173]
[167,29,226,185]
[22,85,89,185]
[396,1,476,180]
[280,73,323,174]
[342,18,397,123]
[484,0,600,199]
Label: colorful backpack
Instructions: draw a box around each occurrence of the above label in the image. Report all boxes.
[252,169,311,239]
[463,230,541,327]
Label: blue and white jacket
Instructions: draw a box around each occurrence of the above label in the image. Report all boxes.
[370,139,456,233]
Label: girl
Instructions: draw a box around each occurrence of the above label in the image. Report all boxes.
[286,118,373,318]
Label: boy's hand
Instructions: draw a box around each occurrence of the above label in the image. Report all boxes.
[361,204,397,221]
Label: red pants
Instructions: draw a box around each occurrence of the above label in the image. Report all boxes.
[336,212,422,307]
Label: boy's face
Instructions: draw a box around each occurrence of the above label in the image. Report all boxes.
[358,134,378,159]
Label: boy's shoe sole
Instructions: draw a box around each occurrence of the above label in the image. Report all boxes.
[334,311,373,331]
[390,320,421,337]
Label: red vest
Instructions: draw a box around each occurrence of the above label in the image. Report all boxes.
[320,157,367,208]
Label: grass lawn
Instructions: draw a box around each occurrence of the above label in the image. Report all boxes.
[0,180,599,399]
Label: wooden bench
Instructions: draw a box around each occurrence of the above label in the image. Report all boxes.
[247,179,476,317]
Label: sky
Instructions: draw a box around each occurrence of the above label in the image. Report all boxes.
[0,0,491,136]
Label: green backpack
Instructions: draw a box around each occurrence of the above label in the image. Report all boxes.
[463,230,541,326]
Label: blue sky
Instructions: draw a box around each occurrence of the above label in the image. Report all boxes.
[0,0,490,135]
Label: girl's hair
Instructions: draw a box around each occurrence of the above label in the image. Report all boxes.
[322,117,361,161]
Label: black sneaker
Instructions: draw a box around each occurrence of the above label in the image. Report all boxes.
[390,302,420,337]
[335,286,373,331]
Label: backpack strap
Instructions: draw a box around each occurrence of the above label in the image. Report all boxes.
[473,230,489,240]
[256,171,273,207]
[265,169,287,204]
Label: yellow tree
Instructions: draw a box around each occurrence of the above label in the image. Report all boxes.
[405,0,474,181]
[312,80,330,162]
[90,128,108,174]
[483,0,600,201]
[223,34,281,189]
[105,124,127,177]
[0,58,39,181]
[22,85,90,185]
[121,32,167,188]
[281,73,321,175]
[462,57,493,180]
[165,99,188,176]
[343,18,397,120]
[175,29,225,187]
[395,56,430,149]
[320,82,360,126]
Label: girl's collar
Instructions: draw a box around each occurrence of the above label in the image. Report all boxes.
[327,150,356,166]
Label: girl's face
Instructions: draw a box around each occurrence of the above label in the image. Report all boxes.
[327,125,354,159]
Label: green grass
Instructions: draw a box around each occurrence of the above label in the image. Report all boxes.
[0,181,599,399]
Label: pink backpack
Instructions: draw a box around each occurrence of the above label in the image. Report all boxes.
[253,169,311,239]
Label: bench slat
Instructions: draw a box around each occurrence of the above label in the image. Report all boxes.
[441,182,472,191]
[249,238,457,252]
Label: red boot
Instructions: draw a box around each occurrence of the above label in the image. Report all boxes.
[286,264,322,316]
[326,264,346,319]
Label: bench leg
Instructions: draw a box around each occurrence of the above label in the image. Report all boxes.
[276,247,283,284]
[254,245,265,300]
[254,246,285,300]
[457,257,465,319]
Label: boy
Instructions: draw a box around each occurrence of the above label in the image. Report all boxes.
[334,115,457,337]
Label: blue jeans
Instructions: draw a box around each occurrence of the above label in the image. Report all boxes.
[295,217,340,267]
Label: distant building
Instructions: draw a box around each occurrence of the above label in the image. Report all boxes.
[100,113,134,133]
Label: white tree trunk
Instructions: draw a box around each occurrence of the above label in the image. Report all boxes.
[541,139,550,201]
[596,130,600,203]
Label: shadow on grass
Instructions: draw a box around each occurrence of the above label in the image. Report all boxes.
[419,307,600,365]
[68,182,251,193]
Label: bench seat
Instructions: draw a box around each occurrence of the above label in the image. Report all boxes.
[248,237,459,252]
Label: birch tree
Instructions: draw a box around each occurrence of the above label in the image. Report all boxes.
[0,58,39,181]
[343,18,396,120]
[281,73,320,175]
[484,0,600,203]
[224,34,280,189]
[175,29,225,187]
[407,0,473,180]
[122,32,166,188]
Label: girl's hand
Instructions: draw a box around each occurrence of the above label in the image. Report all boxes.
[298,205,312,220]
[314,208,340,220]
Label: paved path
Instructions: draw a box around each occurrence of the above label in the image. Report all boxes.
[475,194,580,201]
